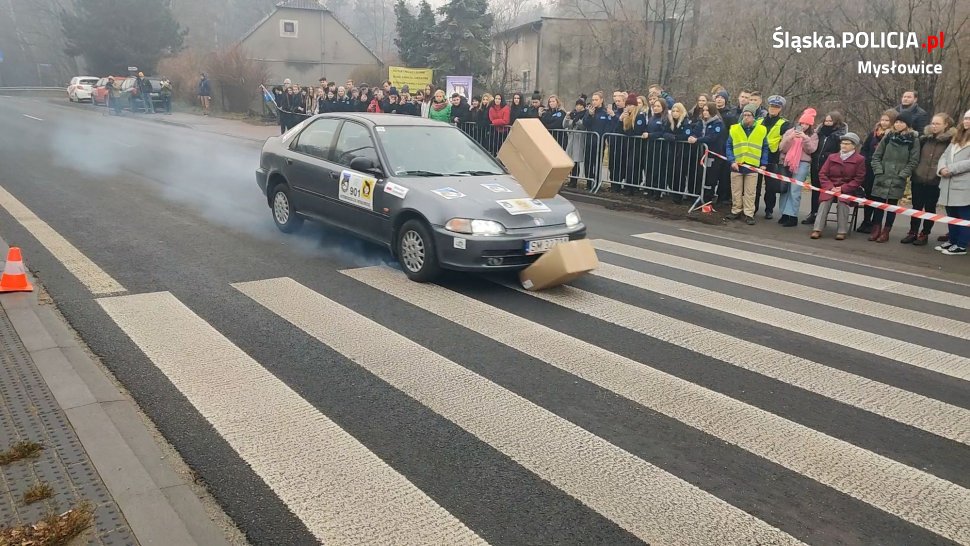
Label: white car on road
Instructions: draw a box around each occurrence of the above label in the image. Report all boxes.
[67,76,99,102]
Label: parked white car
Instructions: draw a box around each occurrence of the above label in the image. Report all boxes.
[67,76,99,102]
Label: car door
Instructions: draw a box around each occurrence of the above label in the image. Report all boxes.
[330,121,389,241]
[279,117,341,217]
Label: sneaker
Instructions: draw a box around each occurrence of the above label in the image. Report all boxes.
[935,242,953,251]
[723,212,740,221]
[745,216,756,225]
[942,246,967,255]
[764,212,773,220]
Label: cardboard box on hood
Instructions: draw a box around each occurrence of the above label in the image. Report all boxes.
[497,119,574,200]
[520,239,599,291]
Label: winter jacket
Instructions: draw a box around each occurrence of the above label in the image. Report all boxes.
[871,129,920,200]
[420,101,431,118]
[862,127,888,162]
[895,104,930,134]
[541,108,566,131]
[643,112,670,141]
[812,123,848,173]
[937,141,970,207]
[912,128,954,186]
[198,77,211,97]
[722,106,740,128]
[659,91,675,109]
[472,106,491,126]
[726,123,771,168]
[818,151,866,203]
[488,104,511,132]
[586,106,614,136]
[779,128,819,164]
[696,116,727,156]
[509,101,529,124]
[563,110,588,162]
[428,102,453,123]
[451,101,470,124]
[398,102,419,116]
[332,97,353,112]
[663,117,694,141]
[367,98,383,113]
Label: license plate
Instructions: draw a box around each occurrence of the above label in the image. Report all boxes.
[525,236,569,255]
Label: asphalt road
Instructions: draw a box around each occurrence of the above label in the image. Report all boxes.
[1,95,969,545]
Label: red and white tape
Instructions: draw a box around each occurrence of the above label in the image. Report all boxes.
[702,149,970,227]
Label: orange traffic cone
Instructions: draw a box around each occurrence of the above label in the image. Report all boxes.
[0,247,33,293]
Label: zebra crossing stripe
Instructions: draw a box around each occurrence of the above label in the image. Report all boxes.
[635,232,970,311]
[341,266,970,544]
[594,239,969,340]
[96,291,484,545]
[512,279,970,446]
[235,277,802,546]
[591,262,970,382]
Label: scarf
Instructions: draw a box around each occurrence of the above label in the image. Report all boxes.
[840,150,855,161]
[432,100,448,112]
[890,130,915,147]
[784,130,805,173]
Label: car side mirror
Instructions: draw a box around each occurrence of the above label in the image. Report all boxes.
[349,156,382,176]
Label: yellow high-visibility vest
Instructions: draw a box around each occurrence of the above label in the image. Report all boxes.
[757,117,788,152]
[730,123,768,166]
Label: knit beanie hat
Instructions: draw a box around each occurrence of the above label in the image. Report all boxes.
[576,95,587,107]
[798,108,817,125]
[531,90,541,102]
[742,103,759,116]
[716,90,730,102]
[896,109,914,128]
[626,93,638,106]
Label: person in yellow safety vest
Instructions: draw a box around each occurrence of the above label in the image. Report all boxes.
[754,95,792,220]
[725,103,770,224]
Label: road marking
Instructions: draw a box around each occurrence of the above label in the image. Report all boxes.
[236,276,801,546]
[22,114,43,121]
[96,291,483,545]
[594,239,969,339]
[678,227,970,288]
[0,185,125,295]
[591,261,970,382]
[512,277,970,446]
[637,232,970,309]
[342,266,970,545]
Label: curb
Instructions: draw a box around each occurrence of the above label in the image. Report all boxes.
[0,239,240,546]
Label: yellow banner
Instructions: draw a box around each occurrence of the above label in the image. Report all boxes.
[389,66,433,91]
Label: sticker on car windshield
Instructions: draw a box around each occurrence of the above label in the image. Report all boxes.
[481,183,512,193]
[338,170,376,210]
[432,187,466,200]
[496,198,551,215]
[384,181,409,199]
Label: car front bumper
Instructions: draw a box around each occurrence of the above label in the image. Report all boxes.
[74,90,92,99]
[432,224,587,272]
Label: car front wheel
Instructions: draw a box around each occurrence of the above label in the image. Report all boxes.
[271,184,303,233]
[398,219,441,282]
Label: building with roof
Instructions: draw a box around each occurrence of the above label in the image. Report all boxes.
[238,0,382,86]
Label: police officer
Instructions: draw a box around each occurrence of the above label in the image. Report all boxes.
[753,95,792,219]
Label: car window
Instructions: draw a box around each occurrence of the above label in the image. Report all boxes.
[292,118,340,160]
[377,126,503,176]
[333,122,378,167]
[80,78,99,85]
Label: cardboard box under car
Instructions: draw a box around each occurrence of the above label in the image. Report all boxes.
[520,239,599,291]
[497,119,574,199]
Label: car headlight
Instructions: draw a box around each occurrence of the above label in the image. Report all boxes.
[565,211,581,227]
[445,218,506,236]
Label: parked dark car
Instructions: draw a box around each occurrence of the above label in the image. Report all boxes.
[120,77,164,111]
[255,113,586,282]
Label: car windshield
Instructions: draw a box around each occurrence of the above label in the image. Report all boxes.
[80,78,98,85]
[376,126,504,177]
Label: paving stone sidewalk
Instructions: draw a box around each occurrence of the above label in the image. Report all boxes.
[0,305,135,545]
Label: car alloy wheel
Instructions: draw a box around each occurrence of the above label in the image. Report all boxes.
[273,191,290,225]
[397,219,441,282]
[400,230,425,273]
[270,184,302,233]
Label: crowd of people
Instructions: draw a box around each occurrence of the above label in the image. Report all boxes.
[101,72,177,116]
[272,77,970,256]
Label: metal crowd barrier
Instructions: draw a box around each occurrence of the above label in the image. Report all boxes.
[549,129,602,192]
[458,121,509,156]
[599,134,710,204]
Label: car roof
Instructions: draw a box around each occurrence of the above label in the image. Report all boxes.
[315,113,450,128]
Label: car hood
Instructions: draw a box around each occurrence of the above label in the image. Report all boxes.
[393,174,576,229]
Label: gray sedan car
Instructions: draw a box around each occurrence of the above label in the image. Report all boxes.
[256,113,586,281]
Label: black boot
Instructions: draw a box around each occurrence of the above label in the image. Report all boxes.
[783,216,798,227]
[856,220,872,234]
[801,214,817,225]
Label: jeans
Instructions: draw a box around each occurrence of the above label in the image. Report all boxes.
[778,161,810,217]
[910,182,941,234]
[946,205,970,248]
[870,196,899,227]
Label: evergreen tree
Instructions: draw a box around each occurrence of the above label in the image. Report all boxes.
[429,0,493,84]
[393,0,437,67]
[61,0,186,75]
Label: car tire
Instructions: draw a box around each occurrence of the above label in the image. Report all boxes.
[270,184,303,233]
[397,219,441,283]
